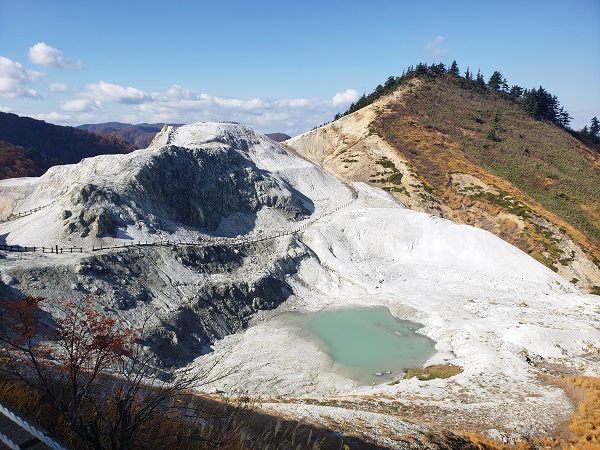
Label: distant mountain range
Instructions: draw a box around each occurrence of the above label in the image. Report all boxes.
[78,122,291,146]
[0,112,136,179]
[77,122,179,148]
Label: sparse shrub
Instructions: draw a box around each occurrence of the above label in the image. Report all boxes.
[375,157,396,169]
[405,365,463,381]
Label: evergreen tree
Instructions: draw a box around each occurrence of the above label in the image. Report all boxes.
[449,60,460,77]
[464,67,472,82]
[581,125,590,137]
[509,85,524,98]
[488,71,508,92]
[590,116,600,140]
[384,76,397,92]
[430,63,446,75]
[488,71,504,91]
[415,62,429,75]
[475,70,486,90]
[557,107,572,127]
[521,86,571,127]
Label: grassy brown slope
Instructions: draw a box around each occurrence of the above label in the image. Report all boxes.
[373,77,600,285]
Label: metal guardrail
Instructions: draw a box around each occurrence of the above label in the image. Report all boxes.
[0,401,68,450]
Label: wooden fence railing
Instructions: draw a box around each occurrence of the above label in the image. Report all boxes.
[0,202,54,223]
[0,244,83,254]
[0,199,353,256]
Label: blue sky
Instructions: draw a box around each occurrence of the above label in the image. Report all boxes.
[1,0,598,136]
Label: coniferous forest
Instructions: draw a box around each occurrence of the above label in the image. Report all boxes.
[336,61,599,149]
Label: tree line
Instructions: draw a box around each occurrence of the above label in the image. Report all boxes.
[335,61,598,146]
[579,116,600,144]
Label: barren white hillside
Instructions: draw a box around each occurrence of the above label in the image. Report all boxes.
[0,122,598,445]
[192,182,600,441]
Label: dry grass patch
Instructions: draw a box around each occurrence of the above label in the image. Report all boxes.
[0,375,359,449]
[463,433,536,449]
[405,365,463,381]
[566,376,600,448]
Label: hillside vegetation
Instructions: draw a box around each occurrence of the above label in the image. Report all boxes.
[77,122,175,148]
[375,77,600,272]
[0,141,43,178]
[0,113,136,179]
[289,66,600,290]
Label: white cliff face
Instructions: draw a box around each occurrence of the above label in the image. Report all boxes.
[0,122,599,442]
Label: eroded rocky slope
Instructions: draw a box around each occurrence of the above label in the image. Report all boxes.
[0,122,349,366]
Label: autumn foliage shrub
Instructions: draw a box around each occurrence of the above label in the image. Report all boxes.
[0,296,346,449]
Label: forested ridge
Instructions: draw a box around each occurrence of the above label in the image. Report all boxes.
[0,112,136,179]
[336,61,600,148]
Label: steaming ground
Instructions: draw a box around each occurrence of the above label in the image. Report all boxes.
[1,122,599,444]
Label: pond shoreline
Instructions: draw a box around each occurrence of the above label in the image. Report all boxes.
[275,306,436,385]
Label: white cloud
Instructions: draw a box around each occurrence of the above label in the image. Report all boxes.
[276,98,310,108]
[35,111,72,122]
[82,80,151,104]
[424,35,448,58]
[28,42,83,69]
[332,89,359,108]
[49,82,67,92]
[0,56,42,98]
[43,80,352,135]
[132,85,334,135]
[60,98,101,112]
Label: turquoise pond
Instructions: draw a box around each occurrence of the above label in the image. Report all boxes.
[280,307,436,385]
